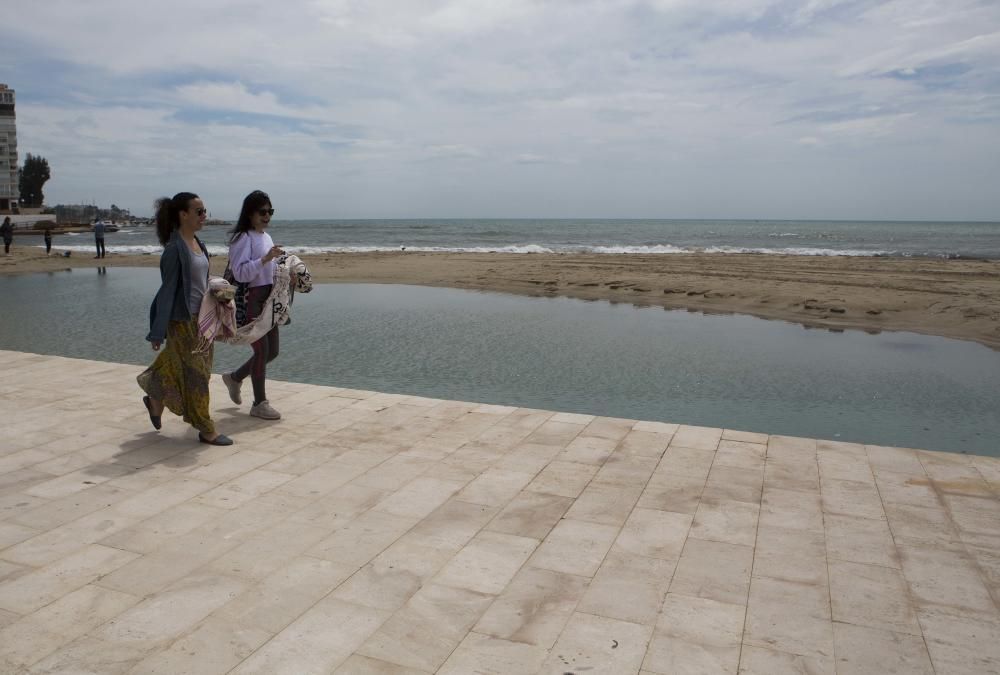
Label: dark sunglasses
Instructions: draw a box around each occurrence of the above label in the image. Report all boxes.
[195,208,207,216]
[257,208,275,217]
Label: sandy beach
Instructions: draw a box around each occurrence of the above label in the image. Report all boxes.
[4,246,1000,349]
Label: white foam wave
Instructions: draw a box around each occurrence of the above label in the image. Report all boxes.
[38,243,894,257]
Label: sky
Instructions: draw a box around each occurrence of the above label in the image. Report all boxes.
[3,0,999,220]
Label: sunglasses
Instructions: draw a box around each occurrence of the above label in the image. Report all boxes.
[195,208,207,216]
[257,208,275,217]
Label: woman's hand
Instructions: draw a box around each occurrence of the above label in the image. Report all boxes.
[151,340,162,351]
[262,245,285,263]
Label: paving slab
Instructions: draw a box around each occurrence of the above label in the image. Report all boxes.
[1,350,999,673]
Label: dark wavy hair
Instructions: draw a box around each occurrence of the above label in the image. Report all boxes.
[153,192,199,245]
[227,190,272,244]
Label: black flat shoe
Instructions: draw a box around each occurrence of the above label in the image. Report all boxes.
[142,396,161,430]
[199,433,234,446]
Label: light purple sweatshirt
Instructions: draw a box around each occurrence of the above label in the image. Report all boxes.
[229,230,277,288]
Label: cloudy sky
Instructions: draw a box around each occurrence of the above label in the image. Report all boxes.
[4,0,999,220]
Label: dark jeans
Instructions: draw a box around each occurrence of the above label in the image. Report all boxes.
[95,237,105,258]
[45,238,52,253]
[232,285,279,405]
[3,239,10,254]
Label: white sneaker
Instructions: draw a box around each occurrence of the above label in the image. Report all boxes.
[222,373,242,405]
[250,400,281,420]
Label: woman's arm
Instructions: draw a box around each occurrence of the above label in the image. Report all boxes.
[146,244,181,343]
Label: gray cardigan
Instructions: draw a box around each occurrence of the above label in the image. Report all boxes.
[146,231,210,343]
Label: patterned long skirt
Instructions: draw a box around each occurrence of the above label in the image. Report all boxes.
[136,319,216,434]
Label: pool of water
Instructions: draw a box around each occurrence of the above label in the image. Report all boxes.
[2,267,998,455]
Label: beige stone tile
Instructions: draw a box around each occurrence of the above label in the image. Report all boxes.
[437,632,548,674]
[702,465,764,504]
[492,441,563,474]
[616,507,692,560]
[942,492,1000,539]
[823,513,900,568]
[433,530,539,594]
[897,543,996,613]
[690,498,759,547]
[619,430,672,458]
[0,544,139,614]
[215,556,356,633]
[592,453,658,487]
[352,455,436,492]
[99,502,226,555]
[670,537,753,605]
[581,416,636,441]
[557,435,619,465]
[542,611,652,674]
[24,635,146,675]
[230,597,390,675]
[185,449,276,484]
[334,654,432,674]
[309,509,419,567]
[530,518,621,577]
[1,505,143,567]
[126,616,272,675]
[865,444,925,475]
[828,560,920,635]
[0,491,49,523]
[373,476,467,518]
[522,420,583,447]
[764,459,820,493]
[331,562,426,613]
[524,459,597,498]
[565,482,643,526]
[550,411,595,425]
[820,478,885,520]
[767,435,817,457]
[192,468,296,510]
[874,471,938,509]
[409,498,499,551]
[577,549,676,625]
[832,622,933,675]
[0,520,39,550]
[287,482,390,527]
[638,472,705,515]
[0,560,29,585]
[916,605,1000,675]
[753,525,827,585]
[737,644,834,675]
[95,572,246,652]
[644,593,744,674]
[633,420,679,435]
[884,502,960,545]
[722,429,768,444]
[208,519,332,581]
[656,445,717,480]
[474,566,588,647]
[671,425,723,450]
[358,582,494,671]
[23,466,134,500]
[744,576,834,661]
[455,468,536,507]
[714,439,767,471]
[0,583,139,671]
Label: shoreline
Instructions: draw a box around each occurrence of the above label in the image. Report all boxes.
[3,247,1000,349]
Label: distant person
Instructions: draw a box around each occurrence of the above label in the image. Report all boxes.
[136,192,233,446]
[1,216,12,255]
[43,227,52,255]
[93,220,106,258]
[221,190,285,420]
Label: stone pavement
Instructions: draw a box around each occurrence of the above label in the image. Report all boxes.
[1,350,999,674]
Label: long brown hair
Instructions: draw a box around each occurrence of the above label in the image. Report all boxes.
[153,192,198,245]
[227,190,271,244]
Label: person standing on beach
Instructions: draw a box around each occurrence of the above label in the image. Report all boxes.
[43,227,52,255]
[93,219,106,258]
[1,217,12,254]
[136,192,233,446]
[221,190,285,420]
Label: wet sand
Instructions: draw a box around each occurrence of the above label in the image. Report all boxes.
[4,247,1000,349]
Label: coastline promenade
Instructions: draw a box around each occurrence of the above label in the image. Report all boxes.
[1,350,998,674]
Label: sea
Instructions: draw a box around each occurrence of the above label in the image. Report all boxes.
[42,218,1000,259]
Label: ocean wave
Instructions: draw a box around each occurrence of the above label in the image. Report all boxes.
[38,243,903,257]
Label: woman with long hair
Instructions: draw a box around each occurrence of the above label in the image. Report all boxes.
[136,192,233,445]
[221,190,285,420]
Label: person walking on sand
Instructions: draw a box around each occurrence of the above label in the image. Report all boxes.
[136,192,233,446]
[43,227,52,255]
[1,216,12,255]
[93,219,106,258]
[221,190,285,420]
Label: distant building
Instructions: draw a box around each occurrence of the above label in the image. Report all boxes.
[0,84,15,213]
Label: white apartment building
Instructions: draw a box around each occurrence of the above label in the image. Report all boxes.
[0,84,17,213]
